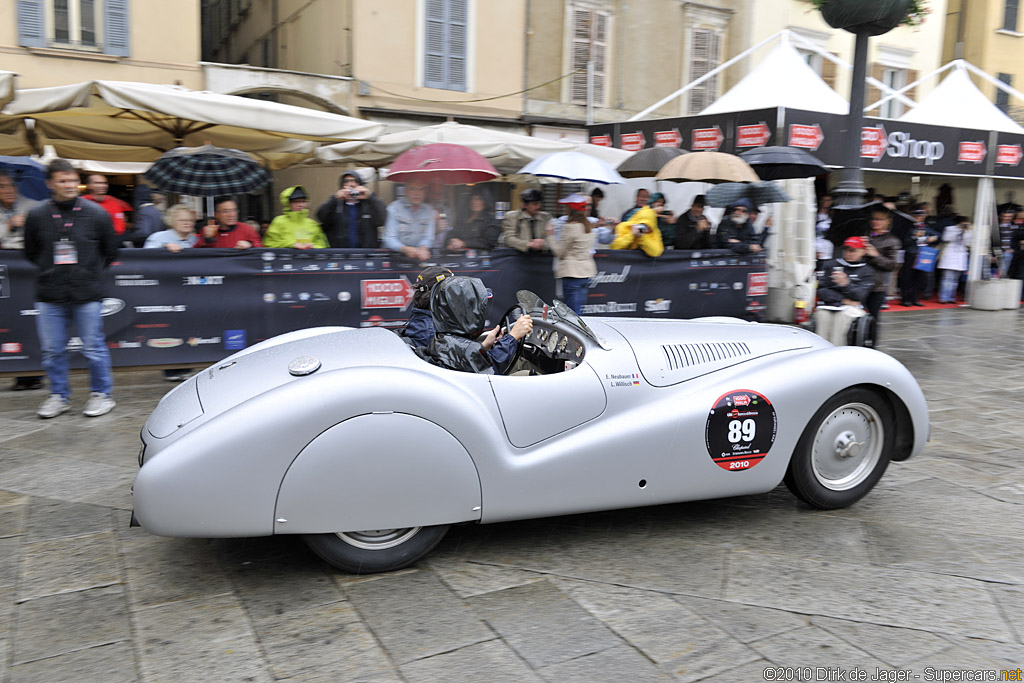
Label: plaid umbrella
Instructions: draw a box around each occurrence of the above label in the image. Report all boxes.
[706,181,791,208]
[616,146,688,178]
[143,145,272,196]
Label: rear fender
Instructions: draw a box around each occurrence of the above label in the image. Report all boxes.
[273,414,482,533]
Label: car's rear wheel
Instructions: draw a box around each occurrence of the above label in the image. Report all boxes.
[303,525,450,574]
[784,387,893,509]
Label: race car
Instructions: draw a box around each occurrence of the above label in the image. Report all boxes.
[132,289,928,574]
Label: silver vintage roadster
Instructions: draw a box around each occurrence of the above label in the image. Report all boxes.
[132,290,928,573]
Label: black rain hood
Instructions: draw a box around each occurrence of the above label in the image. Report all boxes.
[430,276,489,338]
[425,276,493,374]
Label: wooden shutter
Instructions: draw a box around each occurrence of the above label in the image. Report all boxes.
[866,62,884,115]
[104,0,131,56]
[688,28,720,114]
[1006,0,1019,31]
[448,0,467,91]
[821,52,838,90]
[569,7,607,105]
[17,0,46,48]
[424,0,467,91]
[424,0,446,88]
[904,68,918,104]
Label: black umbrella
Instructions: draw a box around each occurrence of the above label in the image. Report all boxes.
[616,146,689,178]
[825,201,914,251]
[144,145,271,195]
[738,146,828,181]
[706,181,791,208]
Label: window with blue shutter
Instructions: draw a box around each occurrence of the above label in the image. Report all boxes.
[104,0,130,56]
[16,0,128,56]
[17,0,47,48]
[424,0,468,91]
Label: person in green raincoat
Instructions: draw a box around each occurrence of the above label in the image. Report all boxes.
[263,186,329,249]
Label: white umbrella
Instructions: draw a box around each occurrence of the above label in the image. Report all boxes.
[517,151,625,184]
[316,120,631,174]
[0,80,382,168]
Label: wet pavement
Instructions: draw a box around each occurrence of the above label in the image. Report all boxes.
[1,307,1023,682]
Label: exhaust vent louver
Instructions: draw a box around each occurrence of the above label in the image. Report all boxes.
[662,342,751,371]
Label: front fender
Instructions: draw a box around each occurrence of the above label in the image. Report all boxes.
[274,414,482,533]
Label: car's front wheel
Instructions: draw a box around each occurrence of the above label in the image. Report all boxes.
[784,387,894,509]
[303,525,450,574]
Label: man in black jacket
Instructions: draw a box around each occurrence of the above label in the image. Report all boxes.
[23,159,120,418]
[814,236,875,346]
[316,171,386,248]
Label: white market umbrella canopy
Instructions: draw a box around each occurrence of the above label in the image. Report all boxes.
[317,120,631,174]
[898,65,1024,134]
[518,151,626,184]
[700,42,849,116]
[0,71,15,110]
[0,80,382,168]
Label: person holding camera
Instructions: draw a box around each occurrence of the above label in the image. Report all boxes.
[316,171,386,249]
[610,205,664,257]
[648,192,676,245]
[715,199,762,254]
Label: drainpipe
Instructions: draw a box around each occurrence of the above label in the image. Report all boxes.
[271,0,279,68]
[954,0,965,60]
[522,0,531,125]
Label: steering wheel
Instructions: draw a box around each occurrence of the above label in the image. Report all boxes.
[497,304,526,374]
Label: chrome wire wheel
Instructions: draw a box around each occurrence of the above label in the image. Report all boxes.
[810,402,883,491]
[335,527,422,550]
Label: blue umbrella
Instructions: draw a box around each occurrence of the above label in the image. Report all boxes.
[0,156,48,201]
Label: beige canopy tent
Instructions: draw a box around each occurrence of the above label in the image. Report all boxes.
[316,121,631,175]
[0,80,384,170]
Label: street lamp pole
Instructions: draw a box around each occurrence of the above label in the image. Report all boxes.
[832,29,870,208]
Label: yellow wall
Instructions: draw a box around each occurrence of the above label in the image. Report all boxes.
[0,1,202,88]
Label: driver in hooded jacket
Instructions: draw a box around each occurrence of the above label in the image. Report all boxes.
[416,276,532,374]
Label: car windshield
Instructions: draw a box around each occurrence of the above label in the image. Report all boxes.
[515,290,610,350]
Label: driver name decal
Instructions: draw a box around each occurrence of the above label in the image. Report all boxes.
[705,390,777,471]
[606,372,640,387]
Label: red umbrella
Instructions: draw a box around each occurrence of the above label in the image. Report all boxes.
[385,142,499,185]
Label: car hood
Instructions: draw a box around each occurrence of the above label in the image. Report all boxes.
[146,327,420,438]
[599,317,827,387]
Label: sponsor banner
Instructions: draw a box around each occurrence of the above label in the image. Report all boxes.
[0,248,766,373]
[994,133,1024,179]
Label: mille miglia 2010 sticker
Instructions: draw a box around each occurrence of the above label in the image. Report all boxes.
[705,390,777,471]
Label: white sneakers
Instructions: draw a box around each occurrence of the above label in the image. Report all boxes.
[37,394,70,419]
[82,392,116,417]
[39,392,115,418]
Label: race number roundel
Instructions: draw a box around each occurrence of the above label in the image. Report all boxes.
[705,390,777,471]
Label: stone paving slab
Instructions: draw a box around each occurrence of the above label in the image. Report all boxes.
[467,580,621,669]
[1,311,1023,680]
[11,585,130,666]
[343,569,494,665]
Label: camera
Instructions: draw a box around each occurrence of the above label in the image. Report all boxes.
[347,188,361,199]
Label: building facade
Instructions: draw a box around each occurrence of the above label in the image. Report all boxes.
[6,0,203,88]
[944,0,1024,123]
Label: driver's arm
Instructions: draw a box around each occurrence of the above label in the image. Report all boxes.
[487,314,532,373]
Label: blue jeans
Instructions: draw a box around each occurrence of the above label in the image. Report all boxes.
[35,301,113,399]
[561,277,590,315]
[938,270,962,302]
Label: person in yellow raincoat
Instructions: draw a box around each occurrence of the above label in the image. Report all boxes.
[263,185,329,249]
[610,205,664,257]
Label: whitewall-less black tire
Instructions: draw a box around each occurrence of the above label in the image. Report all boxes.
[303,525,450,574]
[784,388,894,509]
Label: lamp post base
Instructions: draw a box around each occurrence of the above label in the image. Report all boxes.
[831,177,868,209]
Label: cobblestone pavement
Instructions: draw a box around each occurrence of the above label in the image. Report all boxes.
[2,308,1023,682]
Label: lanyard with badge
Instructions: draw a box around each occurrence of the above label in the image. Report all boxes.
[51,199,82,265]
